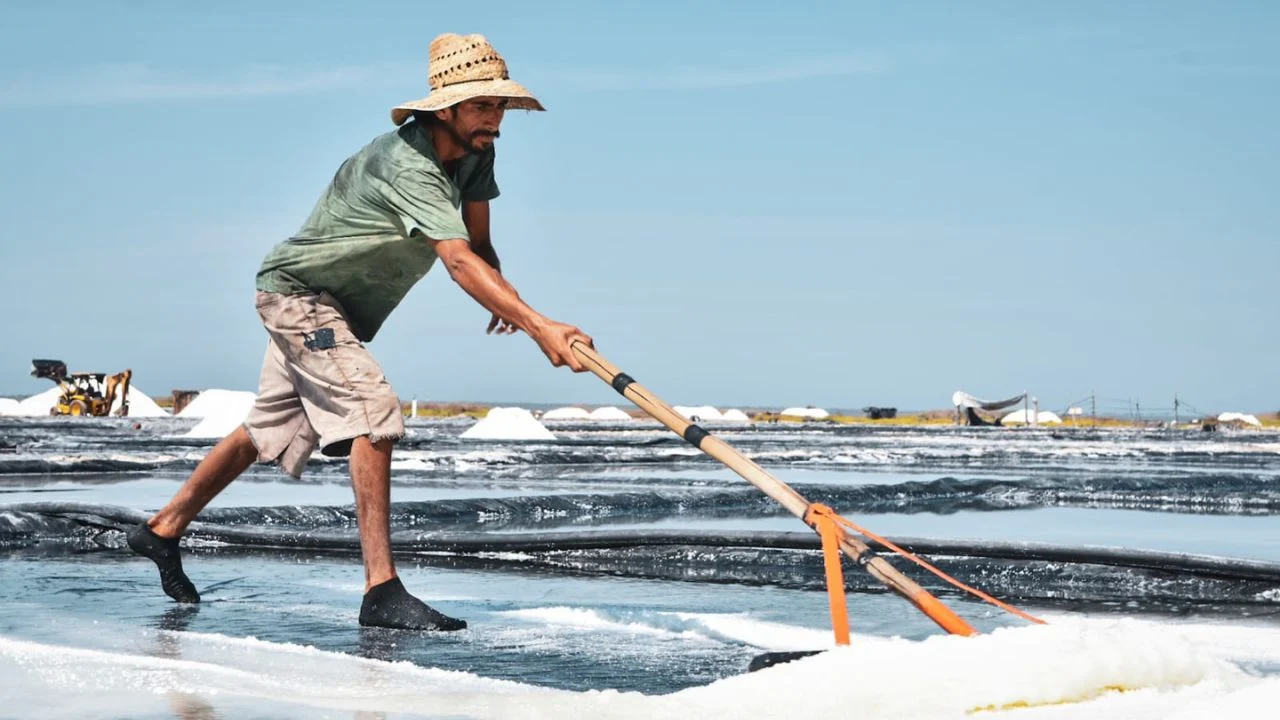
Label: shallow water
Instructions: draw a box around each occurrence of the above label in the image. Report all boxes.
[2,416,1279,718]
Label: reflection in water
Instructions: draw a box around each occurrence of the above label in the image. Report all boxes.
[356,627,413,664]
[147,605,219,719]
[147,606,392,719]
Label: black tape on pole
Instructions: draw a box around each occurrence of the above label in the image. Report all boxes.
[683,424,710,448]
[610,372,636,395]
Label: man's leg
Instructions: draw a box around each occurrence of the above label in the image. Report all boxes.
[148,426,259,538]
[349,435,397,590]
[128,426,259,603]
[131,324,313,604]
[349,436,466,631]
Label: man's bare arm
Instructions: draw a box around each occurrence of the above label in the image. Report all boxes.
[463,201,500,270]
[463,200,519,333]
[431,235,592,371]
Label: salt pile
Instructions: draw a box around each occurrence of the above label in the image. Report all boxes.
[6,386,169,417]
[721,409,750,422]
[589,406,632,421]
[674,405,723,422]
[1002,409,1064,425]
[780,406,829,419]
[541,406,593,420]
[1218,412,1262,427]
[0,398,20,416]
[13,388,62,416]
[177,389,258,419]
[182,390,258,439]
[110,386,169,417]
[461,407,556,441]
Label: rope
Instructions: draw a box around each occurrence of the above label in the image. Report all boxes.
[825,509,1047,625]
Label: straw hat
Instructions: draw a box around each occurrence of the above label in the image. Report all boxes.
[391,33,544,126]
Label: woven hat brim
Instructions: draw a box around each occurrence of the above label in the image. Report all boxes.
[391,78,544,125]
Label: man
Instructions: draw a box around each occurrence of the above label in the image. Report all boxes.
[127,33,593,632]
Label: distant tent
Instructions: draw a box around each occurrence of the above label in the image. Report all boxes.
[964,407,1001,427]
[952,391,1026,411]
[953,391,1027,426]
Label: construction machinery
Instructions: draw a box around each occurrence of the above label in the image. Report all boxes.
[30,359,133,417]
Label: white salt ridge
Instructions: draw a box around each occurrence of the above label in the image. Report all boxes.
[183,390,259,439]
[721,409,750,422]
[780,406,829,419]
[2,617,1278,719]
[541,406,592,420]
[0,398,19,416]
[6,385,168,417]
[461,407,556,441]
[497,607,692,638]
[540,406,634,421]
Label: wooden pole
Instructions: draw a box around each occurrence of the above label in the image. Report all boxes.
[570,341,977,637]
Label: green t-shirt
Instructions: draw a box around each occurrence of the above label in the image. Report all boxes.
[256,120,499,341]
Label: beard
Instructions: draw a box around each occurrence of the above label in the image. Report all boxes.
[466,129,499,152]
[440,119,499,155]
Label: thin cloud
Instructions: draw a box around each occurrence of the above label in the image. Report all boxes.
[529,52,891,92]
[0,62,414,107]
[0,52,889,108]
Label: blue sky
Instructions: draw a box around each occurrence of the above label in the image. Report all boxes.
[1,1,1276,415]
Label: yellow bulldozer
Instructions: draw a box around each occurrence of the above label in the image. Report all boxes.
[31,359,133,417]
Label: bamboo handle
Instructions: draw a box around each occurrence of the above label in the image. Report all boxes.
[569,341,977,636]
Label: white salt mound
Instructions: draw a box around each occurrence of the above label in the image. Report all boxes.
[589,406,632,421]
[461,407,556,441]
[1218,412,1262,427]
[13,388,62,416]
[675,405,722,421]
[1001,409,1063,425]
[721,409,750,422]
[7,386,166,417]
[184,391,259,439]
[780,406,829,419]
[177,389,258,419]
[541,406,593,420]
[111,385,169,417]
[0,398,20,416]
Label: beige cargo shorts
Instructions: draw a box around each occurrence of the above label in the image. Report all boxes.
[242,290,404,478]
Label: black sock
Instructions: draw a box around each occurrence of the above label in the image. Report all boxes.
[359,577,466,631]
[127,523,200,604]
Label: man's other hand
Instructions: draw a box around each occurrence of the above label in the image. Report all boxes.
[487,313,518,335]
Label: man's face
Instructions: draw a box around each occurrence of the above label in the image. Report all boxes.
[437,97,507,154]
